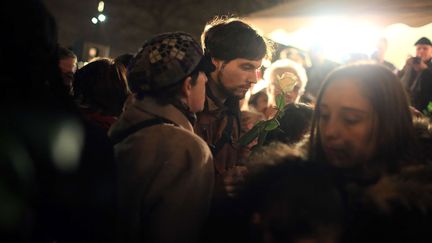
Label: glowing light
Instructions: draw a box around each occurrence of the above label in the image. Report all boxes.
[51,120,84,172]
[91,17,98,24]
[98,1,105,12]
[98,14,106,22]
[251,79,269,95]
[269,16,382,63]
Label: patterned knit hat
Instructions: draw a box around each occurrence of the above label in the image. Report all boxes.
[128,32,214,93]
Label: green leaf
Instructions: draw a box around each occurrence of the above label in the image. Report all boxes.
[264,119,279,131]
[238,121,265,146]
[276,109,285,120]
[257,131,268,146]
[428,101,432,113]
[254,120,266,126]
[276,94,285,110]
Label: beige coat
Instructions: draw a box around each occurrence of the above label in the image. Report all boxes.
[109,97,214,243]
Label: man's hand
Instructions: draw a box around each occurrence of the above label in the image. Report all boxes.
[413,59,428,72]
[404,56,414,67]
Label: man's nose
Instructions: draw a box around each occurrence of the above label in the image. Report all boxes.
[249,72,258,84]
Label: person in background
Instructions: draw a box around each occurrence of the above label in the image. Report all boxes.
[264,58,308,119]
[241,149,343,243]
[344,53,369,64]
[399,37,432,112]
[114,53,134,70]
[58,46,78,95]
[279,47,307,68]
[115,53,136,110]
[73,58,130,131]
[305,45,339,99]
[371,37,397,73]
[241,89,267,136]
[248,89,268,115]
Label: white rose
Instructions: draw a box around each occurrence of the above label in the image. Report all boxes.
[276,72,298,93]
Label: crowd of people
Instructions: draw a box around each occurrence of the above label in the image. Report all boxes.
[2,1,432,243]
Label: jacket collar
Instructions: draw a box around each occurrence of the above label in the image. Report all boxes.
[205,80,226,113]
[133,97,193,132]
[205,81,240,117]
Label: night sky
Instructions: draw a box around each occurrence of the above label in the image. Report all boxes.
[43,0,282,59]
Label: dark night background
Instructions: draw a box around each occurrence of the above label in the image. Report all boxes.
[43,0,285,59]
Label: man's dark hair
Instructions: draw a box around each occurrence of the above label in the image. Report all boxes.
[59,46,77,60]
[414,37,432,46]
[201,17,273,62]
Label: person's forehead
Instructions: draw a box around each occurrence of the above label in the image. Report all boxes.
[416,44,432,49]
[232,58,262,67]
[60,57,77,63]
[321,79,371,109]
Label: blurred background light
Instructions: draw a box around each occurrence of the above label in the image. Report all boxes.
[98,1,104,12]
[269,16,381,63]
[98,14,106,22]
[51,120,84,172]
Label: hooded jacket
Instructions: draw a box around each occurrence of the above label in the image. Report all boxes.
[109,97,214,243]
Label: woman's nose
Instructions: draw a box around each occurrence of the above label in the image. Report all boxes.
[322,118,340,140]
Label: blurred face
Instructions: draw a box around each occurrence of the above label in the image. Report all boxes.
[377,39,387,58]
[416,44,432,62]
[213,58,262,99]
[187,72,208,113]
[59,57,77,74]
[318,80,376,168]
[255,94,268,113]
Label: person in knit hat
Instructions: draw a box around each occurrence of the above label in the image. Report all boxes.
[109,32,215,243]
[399,36,432,112]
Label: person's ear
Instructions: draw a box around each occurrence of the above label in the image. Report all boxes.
[182,76,193,98]
[211,58,224,71]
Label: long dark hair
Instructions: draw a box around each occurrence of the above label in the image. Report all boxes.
[310,63,416,173]
[73,58,130,116]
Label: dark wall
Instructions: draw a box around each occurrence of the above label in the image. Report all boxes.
[43,0,284,59]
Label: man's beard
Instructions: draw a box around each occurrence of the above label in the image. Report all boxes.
[216,69,236,98]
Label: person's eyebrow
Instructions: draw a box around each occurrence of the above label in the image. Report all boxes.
[319,103,368,114]
[340,106,369,114]
[240,63,257,69]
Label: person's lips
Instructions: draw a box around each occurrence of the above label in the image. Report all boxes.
[239,86,251,93]
[324,146,348,160]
